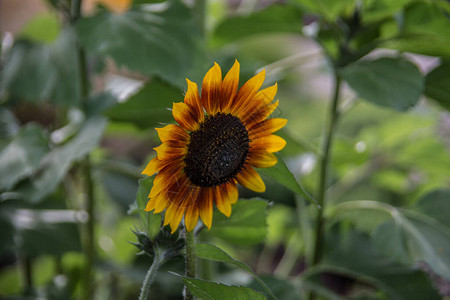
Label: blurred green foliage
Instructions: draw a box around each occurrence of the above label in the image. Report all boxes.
[1,0,449,299]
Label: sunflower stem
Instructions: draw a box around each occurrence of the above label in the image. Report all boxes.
[308,70,341,300]
[184,230,196,300]
[139,250,163,300]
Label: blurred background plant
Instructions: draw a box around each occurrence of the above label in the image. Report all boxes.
[0,0,449,299]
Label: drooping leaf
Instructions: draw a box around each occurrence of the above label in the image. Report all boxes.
[424,62,450,110]
[212,4,303,46]
[207,198,268,245]
[0,29,80,106]
[77,1,201,87]
[14,116,107,203]
[258,153,317,206]
[341,57,424,111]
[105,79,181,129]
[196,243,277,299]
[0,124,49,191]
[181,276,267,300]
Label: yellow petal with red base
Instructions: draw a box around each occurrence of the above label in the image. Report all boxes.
[236,166,266,193]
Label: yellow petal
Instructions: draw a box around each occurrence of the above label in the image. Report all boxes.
[184,205,199,232]
[230,69,266,115]
[156,124,189,143]
[220,60,240,112]
[199,188,214,229]
[249,118,287,139]
[251,135,287,153]
[142,157,166,176]
[185,79,204,122]
[248,151,278,168]
[154,142,187,160]
[215,185,232,217]
[237,83,277,122]
[236,166,266,193]
[201,63,222,115]
[172,102,199,132]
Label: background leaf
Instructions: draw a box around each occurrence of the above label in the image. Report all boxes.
[341,57,424,111]
[206,198,268,245]
[135,177,161,240]
[424,62,450,110]
[181,276,267,300]
[77,1,201,87]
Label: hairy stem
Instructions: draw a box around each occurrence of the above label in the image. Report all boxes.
[308,71,341,299]
[139,251,163,300]
[184,230,196,300]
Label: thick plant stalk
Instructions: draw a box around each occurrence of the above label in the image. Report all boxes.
[184,230,196,300]
[308,71,342,299]
[139,251,163,300]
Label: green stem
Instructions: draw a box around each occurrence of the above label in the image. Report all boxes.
[308,71,341,299]
[22,256,33,296]
[139,250,163,300]
[184,230,196,300]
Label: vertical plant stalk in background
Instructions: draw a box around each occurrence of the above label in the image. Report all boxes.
[139,250,163,300]
[71,0,95,299]
[184,230,197,300]
[308,70,342,299]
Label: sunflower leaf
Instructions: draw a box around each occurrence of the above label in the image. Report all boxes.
[196,243,277,300]
[207,198,268,246]
[341,57,424,111]
[135,176,162,240]
[258,153,318,207]
[174,275,267,300]
[77,0,201,87]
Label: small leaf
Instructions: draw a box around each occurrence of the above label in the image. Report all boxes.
[212,4,303,46]
[258,153,317,206]
[196,243,277,299]
[105,79,181,129]
[424,62,450,110]
[208,198,267,245]
[181,277,267,300]
[136,177,161,240]
[342,57,424,111]
[77,1,201,87]
[0,124,49,191]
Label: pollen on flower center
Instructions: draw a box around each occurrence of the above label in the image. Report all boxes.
[184,113,250,187]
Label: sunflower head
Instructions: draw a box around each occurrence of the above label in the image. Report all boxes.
[142,60,287,233]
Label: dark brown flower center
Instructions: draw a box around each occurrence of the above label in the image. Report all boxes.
[184,113,250,187]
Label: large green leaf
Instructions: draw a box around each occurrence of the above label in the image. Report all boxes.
[341,57,424,111]
[303,231,440,300]
[258,153,317,206]
[181,276,266,300]
[14,116,107,203]
[77,1,201,87]
[196,243,277,299]
[212,4,303,46]
[0,29,80,106]
[105,79,181,128]
[424,62,450,110]
[414,189,450,228]
[290,0,354,21]
[206,198,268,246]
[0,124,49,191]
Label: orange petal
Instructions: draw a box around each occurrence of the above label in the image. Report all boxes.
[201,63,222,115]
[142,157,168,176]
[172,102,199,132]
[230,69,266,115]
[236,166,266,193]
[248,118,287,139]
[164,202,185,233]
[149,164,184,199]
[154,142,187,160]
[144,195,157,211]
[199,188,214,229]
[156,124,189,143]
[184,79,204,122]
[240,85,278,125]
[153,193,168,214]
[251,135,287,153]
[184,204,199,232]
[248,151,278,168]
[224,182,238,204]
[220,60,240,112]
[215,185,232,217]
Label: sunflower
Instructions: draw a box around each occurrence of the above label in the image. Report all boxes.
[142,60,287,233]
